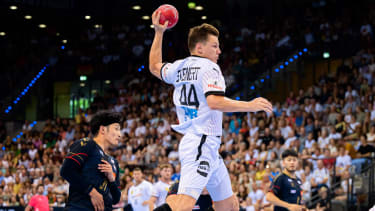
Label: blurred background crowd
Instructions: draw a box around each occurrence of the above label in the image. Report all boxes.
[1,0,375,210]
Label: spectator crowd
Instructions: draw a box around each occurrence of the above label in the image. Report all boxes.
[2,1,375,211]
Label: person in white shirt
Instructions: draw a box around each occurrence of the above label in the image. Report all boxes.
[311,160,329,188]
[149,10,272,211]
[279,119,292,139]
[346,115,360,135]
[247,183,264,205]
[305,133,316,149]
[328,126,342,140]
[121,121,131,136]
[135,122,147,137]
[318,129,330,149]
[300,173,311,202]
[249,118,259,137]
[128,168,153,211]
[345,85,358,99]
[157,120,169,135]
[149,164,173,210]
[310,148,325,170]
[367,124,375,143]
[284,130,297,148]
[335,146,351,176]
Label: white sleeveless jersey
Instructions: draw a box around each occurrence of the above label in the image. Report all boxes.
[161,56,226,136]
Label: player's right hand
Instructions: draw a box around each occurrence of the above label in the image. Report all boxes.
[248,97,273,113]
[89,188,104,211]
[288,204,306,211]
[152,10,169,33]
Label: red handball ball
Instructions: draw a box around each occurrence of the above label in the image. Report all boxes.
[156,4,179,29]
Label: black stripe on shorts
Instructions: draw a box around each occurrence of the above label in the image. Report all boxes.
[196,135,207,161]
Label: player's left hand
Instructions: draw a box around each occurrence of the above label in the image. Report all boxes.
[142,200,148,206]
[98,160,115,182]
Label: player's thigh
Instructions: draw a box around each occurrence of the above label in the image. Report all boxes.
[167,194,197,211]
[178,134,216,200]
[178,157,210,199]
[206,158,233,202]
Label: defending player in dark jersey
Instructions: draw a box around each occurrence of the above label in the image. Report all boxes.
[60,111,122,211]
[266,149,306,211]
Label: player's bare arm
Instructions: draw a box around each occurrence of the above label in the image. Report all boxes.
[149,11,169,80]
[148,196,157,211]
[206,95,273,113]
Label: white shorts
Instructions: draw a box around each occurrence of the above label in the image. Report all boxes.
[177,133,233,201]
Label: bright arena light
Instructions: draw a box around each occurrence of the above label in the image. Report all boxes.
[150,25,155,28]
[132,5,141,10]
[85,15,91,20]
[195,6,204,11]
[201,16,207,20]
[24,15,32,20]
[142,16,150,20]
[94,24,102,29]
[0,32,6,36]
[38,24,47,28]
[62,40,67,44]
[9,5,18,10]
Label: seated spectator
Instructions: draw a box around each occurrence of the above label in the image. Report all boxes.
[311,160,330,189]
[335,146,352,177]
[318,129,330,149]
[352,134,375,173]
[334,169,352,201]
[305,132,316,150]
[367,124,375,143]
[248,183,264,207]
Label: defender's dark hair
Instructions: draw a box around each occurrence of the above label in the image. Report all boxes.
[90,111,122,136]
[282,149,298,159]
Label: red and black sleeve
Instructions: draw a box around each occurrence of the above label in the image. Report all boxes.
[60,139,93,195]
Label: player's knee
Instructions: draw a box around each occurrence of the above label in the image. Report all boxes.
[213,195,239,211]
[172,193,197,211]
[174,197,196,211]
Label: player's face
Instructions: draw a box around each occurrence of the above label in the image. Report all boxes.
[104,123,122,146]
[283,156,298,173]
[160,167,172,179]
[133,170,143,182]
[201,34,221,63]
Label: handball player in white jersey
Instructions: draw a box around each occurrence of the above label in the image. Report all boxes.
[149,11,273,211]
[148,164,173,211]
